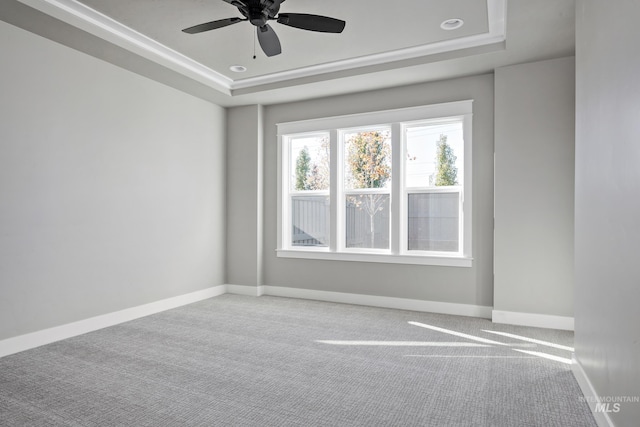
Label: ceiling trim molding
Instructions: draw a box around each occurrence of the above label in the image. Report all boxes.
[16,0,233,94]
[231,34,505,91]
[16,0,505,96]
[232,0,506,90]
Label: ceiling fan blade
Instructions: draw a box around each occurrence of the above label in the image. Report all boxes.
[222,0,247,6]
[276,13,345,33]
[182,17,244,34]
[257,24,282,57]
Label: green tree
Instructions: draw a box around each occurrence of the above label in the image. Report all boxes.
[346,131,391,248]
[434,134,458,186]
[295,146,311,190]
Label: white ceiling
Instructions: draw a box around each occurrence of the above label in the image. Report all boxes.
[77,0,491,79]
[1,0,575,107]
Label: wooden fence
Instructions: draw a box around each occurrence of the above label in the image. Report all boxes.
[291,191,459,251]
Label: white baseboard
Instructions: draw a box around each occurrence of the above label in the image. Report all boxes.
[2,284,489,359]
[492,310,574,331]
[571,355,614,427]
[225,284,265,296]
[12,285,581,359]
[260,286,493,319]
[0,285,226,358]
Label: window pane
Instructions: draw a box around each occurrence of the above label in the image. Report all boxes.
[291,195,330,247]
[408,192,459,252]
[346,193,390,249]
[290,135,329,191]
[344,129,391,190]
[405,121,463,188]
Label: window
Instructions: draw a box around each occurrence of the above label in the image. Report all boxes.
[277,101,472,267]
[288,133,330,248]
[404,119,464,254]
[343,127,392,250]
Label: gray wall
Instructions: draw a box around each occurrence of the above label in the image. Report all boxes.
[494,57,575,317]
[226,105,264,287]
[259,75,495,307]
[575,2,640,425]
[0,21,226,340]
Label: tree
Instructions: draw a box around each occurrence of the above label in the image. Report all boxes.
[347,131,391,189]
[295,146,311,190]
[434,134,458,186]
[307,164,327,190]
[346,131,391,248]
[306,138,330,190]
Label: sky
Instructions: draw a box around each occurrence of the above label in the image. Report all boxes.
[405,120,463,188]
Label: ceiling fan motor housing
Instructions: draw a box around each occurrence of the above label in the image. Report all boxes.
[248,8,268,27]
[240,0,280,27]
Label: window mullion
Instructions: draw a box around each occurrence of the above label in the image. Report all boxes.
[391,123,402,255]
[462,112,473,257]
[329,129,339,253]
[279,136,288,250]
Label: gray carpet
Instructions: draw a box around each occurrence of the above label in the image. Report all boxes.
[0,295,596,426]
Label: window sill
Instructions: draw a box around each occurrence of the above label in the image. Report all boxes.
[276,249,472,267]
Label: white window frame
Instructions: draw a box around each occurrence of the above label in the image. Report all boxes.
[339,124,392,254]
[277,100,473,267]
[281,131,331,252]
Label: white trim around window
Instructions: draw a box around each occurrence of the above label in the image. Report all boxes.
[277,101,473,267]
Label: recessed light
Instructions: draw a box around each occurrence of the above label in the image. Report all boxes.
[229,65,247,73]
[440,18,464,31]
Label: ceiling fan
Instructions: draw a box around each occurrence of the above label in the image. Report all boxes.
[182,0,346,57]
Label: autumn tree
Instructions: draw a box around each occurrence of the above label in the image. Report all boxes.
[346,131,391,248]
[347,131,391,188]
[434,134,458,186]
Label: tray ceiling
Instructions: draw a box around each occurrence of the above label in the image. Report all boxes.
[2,0,575,106]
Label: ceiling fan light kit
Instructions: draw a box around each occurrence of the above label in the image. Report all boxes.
[182,0,346,57]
